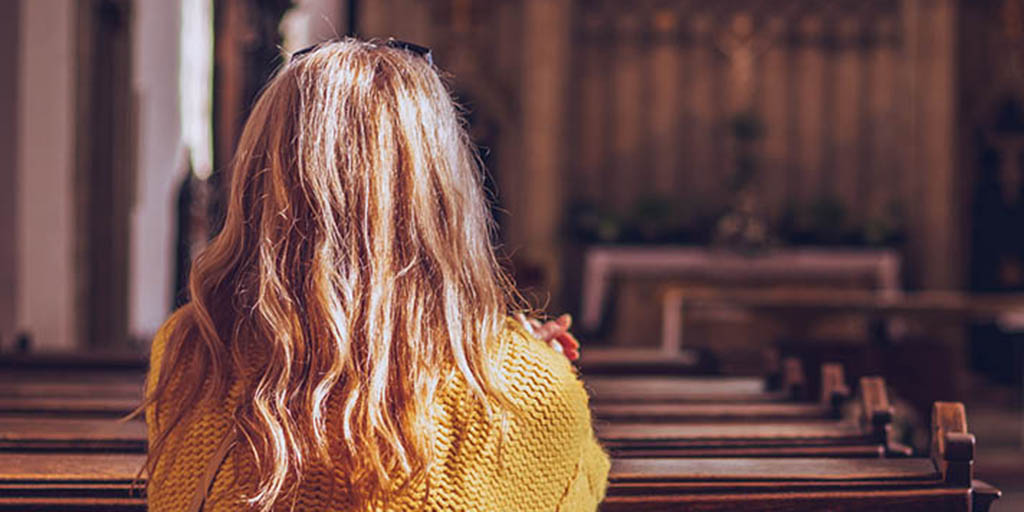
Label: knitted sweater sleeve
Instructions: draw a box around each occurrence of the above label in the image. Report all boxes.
[501,324,611,511]
[145,308,186,446]
[145,316,171,446]
[551,365,611,510]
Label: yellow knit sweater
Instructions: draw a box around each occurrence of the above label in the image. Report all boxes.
[146,317,610,511]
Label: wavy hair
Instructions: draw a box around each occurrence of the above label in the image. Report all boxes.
[144,38,517,510]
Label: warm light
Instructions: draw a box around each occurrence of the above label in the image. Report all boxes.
[180,0,214,180]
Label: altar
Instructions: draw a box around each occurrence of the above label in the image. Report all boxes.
[580,246,902,372]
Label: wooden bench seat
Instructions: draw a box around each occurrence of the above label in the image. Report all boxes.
[598,422,885,458]
[0,417,884,458]
[0,380,143,400]
[0,403,998,511]
[584,356,809,404]
[589,361,847,420]
[600,402,1000,511]
[0,452,144,511]
[0,354,147,373]
[586,376,783,403]
[611,456,940,483]
[596,376,907,458]
[593,401,834,422]
[0,398,139,418]
[576,347,710,376]
[0,418,145,452]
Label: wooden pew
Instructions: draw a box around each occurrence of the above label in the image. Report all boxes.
[586,356,808,404]
[590,360,845,423]
[597,376,908,459]
[0,361,853,456]
[0,380,142,400]
[0,372,142,417]
[0,417,145,452]
[0,397,139,418]
[577,347,713,376]
[601,402,1000,511]
[0,452,144,511]
[0,353,146,374]
[0,404,997,511]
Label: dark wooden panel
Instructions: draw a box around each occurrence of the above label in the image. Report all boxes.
[0,452,144,511]
[609,457,939,482]
[0,417,145,452]
[0,452,144,480]
[0,398,138,418]
[598,421,865,442]
[577,347,712,376]
[601,488,970,512]
[0,381,142,399]
[608,444,884,458]
[592,402,832,423]
[586,376,777,403]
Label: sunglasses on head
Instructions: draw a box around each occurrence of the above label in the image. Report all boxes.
[290,38,433,66]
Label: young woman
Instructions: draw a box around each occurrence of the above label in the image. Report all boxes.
[143,38,609,511]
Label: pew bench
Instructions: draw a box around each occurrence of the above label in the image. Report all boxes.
[0,452,144,511]
[590,361,849,423]
[0,404,997,511]
[585,356,811,404]
[600,402,1000,511]
[0,380,142,400]
[597,376,909,458]
[0,417,145,452]
[0,397,139,418]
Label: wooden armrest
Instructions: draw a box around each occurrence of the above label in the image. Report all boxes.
[859,376,894,445]
[884,441,914,457]
[820,363,850,416]
[782,357,806,401]
[931,401,975,487]
[971,479,1002,512]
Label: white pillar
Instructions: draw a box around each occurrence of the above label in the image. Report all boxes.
[16,0,77,351]
[129,0,185,342]
[281,0,344,53]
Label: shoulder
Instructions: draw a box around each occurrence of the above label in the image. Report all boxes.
[151,306,191,354]
[498,320,591,425]
[147,306,193,387]
[490,321,609,507]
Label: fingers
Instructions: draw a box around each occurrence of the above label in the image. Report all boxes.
[519,313,581,361]
[556,313,572,329]
[535,314,572,341]
[556,330,580,350]
[556,331,580,361]
[534,321,562,341]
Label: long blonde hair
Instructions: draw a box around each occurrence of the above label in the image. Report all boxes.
[145,38,516,510]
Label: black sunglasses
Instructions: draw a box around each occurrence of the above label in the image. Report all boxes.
[291,38,433,66]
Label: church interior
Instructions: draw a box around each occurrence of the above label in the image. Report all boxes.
[2,0,1024,509]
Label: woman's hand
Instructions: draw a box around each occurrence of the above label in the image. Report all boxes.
[517,313,581,361]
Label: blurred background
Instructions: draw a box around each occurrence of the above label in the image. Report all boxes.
[1,0,1023,504]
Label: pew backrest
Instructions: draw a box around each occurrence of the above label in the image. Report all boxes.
[931,401,974,487]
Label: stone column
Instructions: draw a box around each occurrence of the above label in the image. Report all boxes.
[902,0,959,289]
[130,0,184,342]
[17,0,78,350]
[516,0,571,305]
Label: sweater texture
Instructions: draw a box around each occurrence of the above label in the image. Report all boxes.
[145,316,610,511]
